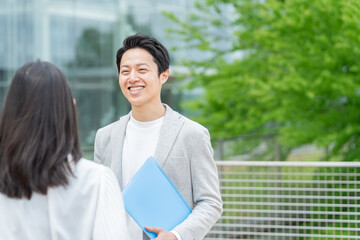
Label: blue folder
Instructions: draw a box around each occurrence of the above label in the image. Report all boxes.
[122,156,192,239]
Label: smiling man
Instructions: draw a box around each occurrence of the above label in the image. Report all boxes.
[94,33,223,240]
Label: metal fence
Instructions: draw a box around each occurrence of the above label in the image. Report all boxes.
[206,161,360,240]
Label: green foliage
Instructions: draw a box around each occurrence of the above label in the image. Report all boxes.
[166,0,360,161]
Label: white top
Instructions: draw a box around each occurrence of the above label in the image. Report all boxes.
[122,115,163,240]
[0,158,130,240]
[122,115,164,189]
[121,115,183,240]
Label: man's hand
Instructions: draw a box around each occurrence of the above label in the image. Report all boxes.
[145,226,177,240]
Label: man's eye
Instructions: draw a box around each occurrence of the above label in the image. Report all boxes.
[139,69,147,72]
[121,70,129,74]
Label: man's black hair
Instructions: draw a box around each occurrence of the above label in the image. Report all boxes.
[116,33,170,76]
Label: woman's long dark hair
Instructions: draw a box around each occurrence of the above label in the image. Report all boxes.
[0,60,82,199]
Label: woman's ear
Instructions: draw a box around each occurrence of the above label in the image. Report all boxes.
[73,98,76,105]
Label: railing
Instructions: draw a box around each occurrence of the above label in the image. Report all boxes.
[206,161,360,240]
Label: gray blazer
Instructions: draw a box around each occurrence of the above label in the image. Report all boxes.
[94,104,223,240]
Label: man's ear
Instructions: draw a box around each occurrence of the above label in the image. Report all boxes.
[160,69,169,84]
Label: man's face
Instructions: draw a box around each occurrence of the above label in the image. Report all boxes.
[119,48,168,108]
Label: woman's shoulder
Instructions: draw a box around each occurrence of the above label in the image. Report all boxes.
[72,158,116,185]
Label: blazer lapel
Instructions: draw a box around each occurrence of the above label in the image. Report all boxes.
[110,112,131,189]
[154,104,184,167]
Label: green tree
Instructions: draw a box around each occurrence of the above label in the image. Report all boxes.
[165,0,360,161]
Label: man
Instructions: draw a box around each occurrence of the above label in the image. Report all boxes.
[94,33,222,240]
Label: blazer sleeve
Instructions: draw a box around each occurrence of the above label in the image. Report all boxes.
[92,166,130,240]
[173,127,223,240]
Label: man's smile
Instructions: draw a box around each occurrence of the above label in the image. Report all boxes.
[129,86,145,91]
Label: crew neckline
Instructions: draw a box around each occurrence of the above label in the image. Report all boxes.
[129,114,164,129]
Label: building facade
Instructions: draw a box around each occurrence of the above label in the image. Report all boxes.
[1,0,197,156]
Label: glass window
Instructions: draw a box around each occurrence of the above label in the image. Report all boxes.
[0,0,200,157]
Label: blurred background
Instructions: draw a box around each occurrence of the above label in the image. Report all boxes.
[1,0,360,162]
[2,1,360,239]
[0,0,203,159]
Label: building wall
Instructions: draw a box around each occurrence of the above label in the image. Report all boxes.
[0,0,194,157]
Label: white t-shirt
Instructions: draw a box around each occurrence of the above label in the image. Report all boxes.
[122,115,164,240]
[0,158,130,240]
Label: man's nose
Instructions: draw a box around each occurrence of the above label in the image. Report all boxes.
[129,70,139,82]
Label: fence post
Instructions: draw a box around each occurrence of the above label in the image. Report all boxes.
[218,139,224,160]
[275,143,281,161]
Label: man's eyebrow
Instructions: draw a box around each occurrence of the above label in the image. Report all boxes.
[137,63,150,67]
[120,63,150,68]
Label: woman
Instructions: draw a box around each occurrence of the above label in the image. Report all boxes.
[0,61,129,240]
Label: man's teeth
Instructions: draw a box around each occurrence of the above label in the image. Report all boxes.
[130,87,144,91]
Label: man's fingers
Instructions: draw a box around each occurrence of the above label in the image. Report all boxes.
[145,226,163,234]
